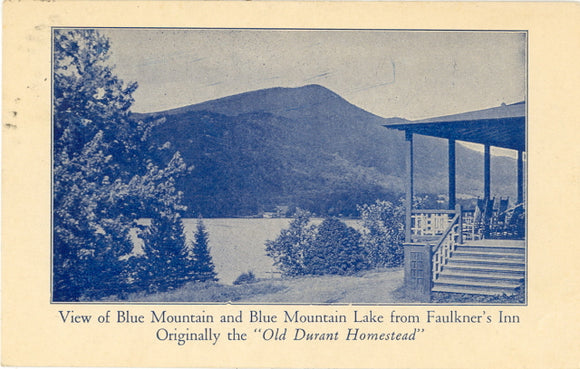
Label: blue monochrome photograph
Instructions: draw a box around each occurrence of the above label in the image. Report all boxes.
[52,29,526,303]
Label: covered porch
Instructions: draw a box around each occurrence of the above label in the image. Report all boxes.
[384,101,526,301]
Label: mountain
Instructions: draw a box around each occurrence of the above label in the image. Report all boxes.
[138,84,517,217]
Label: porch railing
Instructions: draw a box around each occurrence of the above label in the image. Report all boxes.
[410,209,457,240]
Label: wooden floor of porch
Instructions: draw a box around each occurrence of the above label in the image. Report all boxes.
[462,239,525,247]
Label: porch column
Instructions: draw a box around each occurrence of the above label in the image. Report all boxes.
[405,131,414,243]
[484,145,491,200]
[517,150,524,204]
[448,139,456,210]
[483,145,492,238]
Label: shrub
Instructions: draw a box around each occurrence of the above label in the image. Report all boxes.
[233,271,257,285]
[266,212,370,277]
[357,200,405,267]
[305,218,369,275]
[265,209,316,276]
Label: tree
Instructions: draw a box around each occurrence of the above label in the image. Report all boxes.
[305,218,369,275]
[53,30,139,170]
[53,29,140,301]
[357,200,405,268]
[53,131,135,300]
[137,212,190,293]
[52,29,189,301]
[265,210,316,276]
[190,218,218,282]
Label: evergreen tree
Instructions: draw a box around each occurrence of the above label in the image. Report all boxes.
[137,212,190,293]
[52,29,189,300]
[190,218,218,282]
[305,218,369,275]
[265,210,316,276]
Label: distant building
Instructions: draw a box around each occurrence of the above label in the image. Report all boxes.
[262,205,290,218]
[275,206,290,218]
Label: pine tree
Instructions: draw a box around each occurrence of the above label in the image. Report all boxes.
[191,218,218,282]
[137,213,190,292]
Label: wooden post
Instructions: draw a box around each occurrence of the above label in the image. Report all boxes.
[404,242,432,302]
[448,139,456,210]
[484,144,491,201]
[405,131,414,243]
[517,150,524,204]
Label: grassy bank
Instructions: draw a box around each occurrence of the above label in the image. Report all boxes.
[115,267,411,304]
[108,267,524,304]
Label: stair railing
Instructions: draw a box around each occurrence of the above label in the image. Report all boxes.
[431,205,462,280]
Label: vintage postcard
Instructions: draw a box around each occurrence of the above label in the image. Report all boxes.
[2,1,579,368]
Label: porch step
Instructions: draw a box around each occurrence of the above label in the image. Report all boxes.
[436,271,524,284]
[455,244,525,254]
[432,282,521,296]
[444,264,524,277]
[463,240,525,247]
[448,258,525,268]
[452,250,524,260]
[433,239,525,296]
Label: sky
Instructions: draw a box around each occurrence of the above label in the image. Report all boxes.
[103,29,526,155]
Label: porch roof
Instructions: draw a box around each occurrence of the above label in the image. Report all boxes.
[384,101,526,151]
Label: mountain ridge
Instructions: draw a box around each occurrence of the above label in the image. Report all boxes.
[141,84,378,120]
[140,84,518,217]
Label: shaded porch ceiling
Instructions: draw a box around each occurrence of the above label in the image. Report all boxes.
[384,101,526,152]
